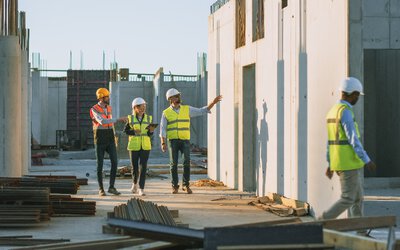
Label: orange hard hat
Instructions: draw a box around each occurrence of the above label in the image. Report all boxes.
[96,88,110,99]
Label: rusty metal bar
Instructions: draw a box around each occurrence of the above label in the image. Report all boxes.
[8,0,16,35]
[0,0,4,35]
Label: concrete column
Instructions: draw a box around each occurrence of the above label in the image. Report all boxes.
[27,62,32,171]
[153,69,163,151]
[31,70,41,145]
[21,49,29,174]
[0,36,22,177]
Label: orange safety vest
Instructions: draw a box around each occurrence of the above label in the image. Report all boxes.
[90,103,113,129]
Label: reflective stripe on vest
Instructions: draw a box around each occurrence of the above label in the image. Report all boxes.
[127,114,152,151]
[90,104,113,130]
[163,105,190,140]
[326,103,364,171]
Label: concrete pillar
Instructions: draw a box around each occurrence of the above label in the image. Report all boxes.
[21,49,29,174]
[0,36,22,177]
[31,70,41,145]
[153,68,164,151]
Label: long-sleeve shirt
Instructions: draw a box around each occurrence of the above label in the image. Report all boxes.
[159,105,210,138]
[91,102,118,127]
[326,100,371,166]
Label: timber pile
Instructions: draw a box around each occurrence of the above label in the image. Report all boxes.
[109,198,176,226]
[192,179,225,187]
[0,187,51,226]
[25,175,88,185]
[0,176,79,194]
[50,194,96,216]
[249,193,310,217]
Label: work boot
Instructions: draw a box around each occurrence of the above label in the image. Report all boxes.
[99,188,106,196]
[138,189,145,196]
[172,185,179,194]
[130,183,138,194]
[183,186,193,194]
[108,187,121,195]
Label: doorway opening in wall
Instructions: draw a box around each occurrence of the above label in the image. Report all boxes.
[242,64,256,192]
[364,49,400,177]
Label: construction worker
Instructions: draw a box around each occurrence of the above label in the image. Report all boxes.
[90,88,127,196]
[321,77,376,222]
[124,97,155,196]
[160,88,222,194]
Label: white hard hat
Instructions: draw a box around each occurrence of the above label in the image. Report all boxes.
[132,97,146,108]
[166,88,180,100]
[340,77,364,95]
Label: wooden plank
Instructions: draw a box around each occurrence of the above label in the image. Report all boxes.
[12,237,152,250]
[204,224,323,250]
[218,243,334,249]
[310,216,396,231]
[0,238,69,246]
[229,218,302,228]
[323,229,387,250]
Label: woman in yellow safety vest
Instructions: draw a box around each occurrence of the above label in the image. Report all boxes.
[124,97,155,196]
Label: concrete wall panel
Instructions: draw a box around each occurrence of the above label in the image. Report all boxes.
[47,80,67,145]
[363,0,389,17]
[390,18,400,48]
[363,17,390,48]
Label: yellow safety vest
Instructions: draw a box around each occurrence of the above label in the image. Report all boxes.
[163,105,190,140]
[326,103,364,171]
[127,114,152,151]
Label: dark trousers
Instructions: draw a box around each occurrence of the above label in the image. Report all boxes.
[129,149,150,189]
[95,142,118,190]
[168,139,190,187]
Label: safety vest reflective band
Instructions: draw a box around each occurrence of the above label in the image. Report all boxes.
[163,105,190,140]
[326,103,364,171]
[90,104,113,130]
[127,114,152,151]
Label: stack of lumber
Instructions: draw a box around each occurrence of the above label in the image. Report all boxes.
[249,193,309,217]
[109,198,176,226]
[0,187,51,226]
[25,175,88,185]
[50,194,96,216]
[0,176,79,194]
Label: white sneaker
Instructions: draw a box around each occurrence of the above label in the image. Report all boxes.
[130,183,138,193]
[138,189,145,196]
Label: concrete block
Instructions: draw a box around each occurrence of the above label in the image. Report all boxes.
[363,0,389,17]
[390,0,400,17]
[349,0,362,21]
[390,18,400,48]
[363,17,390,48]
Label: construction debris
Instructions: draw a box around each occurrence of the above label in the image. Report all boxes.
[109,198,176,226]
[192,179,225,187]
[50,194,96,216]
[0,177,79,194]
[249,193,309,217]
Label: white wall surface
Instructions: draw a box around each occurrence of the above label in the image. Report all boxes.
[208,0,350,216]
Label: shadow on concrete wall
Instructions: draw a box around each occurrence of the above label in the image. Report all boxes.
[256,100,269,197]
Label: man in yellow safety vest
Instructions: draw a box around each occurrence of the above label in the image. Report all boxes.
[160,88,222,194]
[321,77,376,223]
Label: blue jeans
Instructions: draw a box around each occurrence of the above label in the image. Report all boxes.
[168,139,191,187]
[95,142,118,190]
[129,149,150,189]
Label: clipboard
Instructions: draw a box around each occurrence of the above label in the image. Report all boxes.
[145,123,159,130]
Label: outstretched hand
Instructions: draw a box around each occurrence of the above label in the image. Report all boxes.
[213,95,223,104]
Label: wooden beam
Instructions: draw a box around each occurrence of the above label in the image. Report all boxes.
[323,229,387,250]
[309,216,396,231]
[218,243,334,249]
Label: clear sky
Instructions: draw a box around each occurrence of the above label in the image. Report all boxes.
[19,0,216,75]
